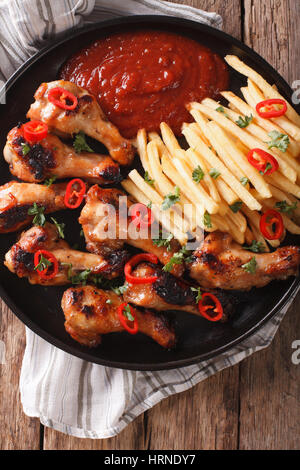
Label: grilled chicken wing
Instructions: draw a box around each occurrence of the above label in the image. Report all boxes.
[4,126,121,184]
[79,185,185,277]
[62,285,176,349]
[188,231,300,290]
[4,222,129,285]
[123,262,236,322]
[0,181,68,233]
[27,80,135,165]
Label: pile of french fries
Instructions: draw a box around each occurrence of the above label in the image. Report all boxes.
[121,55,300,251]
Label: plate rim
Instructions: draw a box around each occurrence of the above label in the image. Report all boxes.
[1,14,299,371]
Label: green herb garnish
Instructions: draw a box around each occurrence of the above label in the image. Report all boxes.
[144,171,155,186]
[34,254,52,272]
[161,186,180,210]
[203,211,212,229]
[209,168,221,179]
[192,165,205,183]
[275,200,297,215]
[162,245,192,272]
[44,175,57,187]
[259,162,272,176]
[153,232,174,251]
[73,131,94,154]
[236,114,253,128]
[21,142,30,156]
[265,130,290,152]
[28,203,46,226]
[230,201,243,213]
[243,241,265,253]
[191,286,202,303]
[123,304,135,322]
[112,283,129,296]
[240,177,249,186]
[50,217,65,239]
[241,257,257,274]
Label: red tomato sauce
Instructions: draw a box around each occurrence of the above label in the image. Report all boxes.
[60,31,229,138]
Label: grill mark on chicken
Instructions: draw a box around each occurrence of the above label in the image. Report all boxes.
[62,285,176,349]
[153,268,196,306]
[99,164,122,183]
[65,94,93,116]
[0,204,31,230]
[12,135,55,180]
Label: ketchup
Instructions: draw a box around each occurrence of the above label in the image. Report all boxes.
[61,31,229,138]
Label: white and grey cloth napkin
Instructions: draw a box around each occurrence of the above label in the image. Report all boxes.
[0,0,298,439]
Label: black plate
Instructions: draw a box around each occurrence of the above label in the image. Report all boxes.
[0,16,299,370]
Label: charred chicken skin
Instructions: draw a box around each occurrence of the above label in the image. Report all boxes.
[188,231,300,291]
[4,126,121,184]
[123,262,236,322]
[5,223,129,285]
[27,80,135,166]
[0,181,68,233]
[62,285,176,349]
[79,185,185,277]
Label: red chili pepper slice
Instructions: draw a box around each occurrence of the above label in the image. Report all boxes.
[247,148,278,175]
[198,293,223,322]
[130,203,154,229]
[23,120,48,143]
[34,249,59,280]
[118,302,138,334]
[1,192,17,212]
[256,99,287,118]
[64,178,86,209]
[260,209,284,240]
[125,253,159,284]
[48,87,78,110]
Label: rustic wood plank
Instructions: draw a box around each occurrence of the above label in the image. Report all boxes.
[239,0,300,450]
[0,301,40,450]
[43,414,145,450]
[146,366,240,450]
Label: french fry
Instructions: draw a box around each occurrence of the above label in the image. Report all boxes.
[128,169,190,233]
[226,211,245,244]
[190,102,297,183]
[147,141,197,230]
[225,55,300,127]
[160,122,181,155]
[121,179,188,245]
[247,79,300,143]
[260,197,300,235]
[244,226,255,246]
[136,129,150,173]
[183,115,262,210]
[266,173,300,199]
[247,221,270,252]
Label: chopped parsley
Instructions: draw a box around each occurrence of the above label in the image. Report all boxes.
[203,211,212,229]
[209,168,221,179]
[243,241,265,253]
[241,256,257,274]
[144,171,155,186]
[50,217,65,239]
[260,162,272,176]
[275,200,297,215]
[112,282,128,296]
[216,106,230,118]
[147,201,152,209]
[265,130,290,152]
[28,203,46,226]
[73,131,94,154]
[123,304,135,322]
[44,175,57,187]
[192,165,205,183]
[240,177,249,186]
[68,268,91,286]
[21,142,30,156]
[162,245,192,272]
[191,286,202,303]
[161,186,180,210]
[106,299,112,305]
[230,201,243,213]
[236,114,253,128]
[153,232,174,251]
[34,254,52,272]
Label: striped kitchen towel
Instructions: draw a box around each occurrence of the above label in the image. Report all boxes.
[0,0,297,439]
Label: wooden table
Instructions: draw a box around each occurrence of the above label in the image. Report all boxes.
[0,0,299,450]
